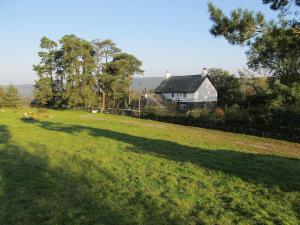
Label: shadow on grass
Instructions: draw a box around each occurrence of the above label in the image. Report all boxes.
[21,119,300,193]
[0,125,188,225]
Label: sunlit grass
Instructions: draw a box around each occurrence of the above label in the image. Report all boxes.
[0,108,299,225]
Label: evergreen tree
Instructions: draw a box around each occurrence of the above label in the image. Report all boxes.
[263,0,300,11]
[208,1,300,84]
[33,36,58,106]
[208,68,243,107]
[104,53,143,108]
[33,35,143,110]
[60,34,96,109]
[0,86,5,107]
[3,85,20,107]
[92,39,121,112]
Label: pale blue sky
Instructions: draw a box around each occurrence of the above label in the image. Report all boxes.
[0,0,278,84]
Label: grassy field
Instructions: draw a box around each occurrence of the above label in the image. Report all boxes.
[0,109,299,225]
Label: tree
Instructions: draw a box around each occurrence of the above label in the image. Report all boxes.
[34,77,53,106]
[104,53,143,108]
[93,39,121,64]
[247,23,300,84]
[208,1,300,84]
[0,86,5,107]
[238,68,268,96]
[33,35,143,110]
[60,34,96,109]
[92,39,121,112]
[208,68,243,107]
[265,80,300,111]
[263,0,300,11]
[3,85,20,107]
[33,36,58,106]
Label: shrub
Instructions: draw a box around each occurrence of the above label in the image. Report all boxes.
[214,108,224,118]
[187,108,212,120]
[224,104,250,123]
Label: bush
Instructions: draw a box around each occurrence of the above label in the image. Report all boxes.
[224,104,250,123]
[187,108,209,119]
[214,108,224,118]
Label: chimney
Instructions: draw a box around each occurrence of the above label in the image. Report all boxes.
[202,68,209,76]
[165,71,171,79]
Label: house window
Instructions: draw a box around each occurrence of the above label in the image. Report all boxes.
[180,103,188,110]
[171,93,174,98]
[183,93,187,98]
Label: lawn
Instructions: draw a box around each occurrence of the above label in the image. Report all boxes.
[0,109,299,225]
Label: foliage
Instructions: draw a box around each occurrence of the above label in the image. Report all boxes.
[208,68,243,107]
[104,53,143,108]
[187,108,211,119]
[214,107,225,118]
[0,86,5,107]
[247,23,300,84]
[33,36,58,106]
[2,85,20,107]
[143,100,182,117]
[263,0,300,11]
[238,68,268,96]
[266,80,300,111]
[34,35,143,110]
[224,104,250,123]
[92,39,121,111]
[0,109,299,224]
[208,1,300,84]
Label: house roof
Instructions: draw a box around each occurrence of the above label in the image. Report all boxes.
[154,74,207,93]
[130,77,164,92]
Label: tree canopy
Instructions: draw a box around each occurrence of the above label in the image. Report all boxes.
[208,68,243,107]
[208,0,300,84]
[33,35,143,110]
[2,85,20,107]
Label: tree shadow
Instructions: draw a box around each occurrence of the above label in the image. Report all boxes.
[21,119,300,193]
[0,124,188,225]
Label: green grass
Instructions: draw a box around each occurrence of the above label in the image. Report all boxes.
[0,109,299,225]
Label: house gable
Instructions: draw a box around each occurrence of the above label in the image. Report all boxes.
[193,77,217,102]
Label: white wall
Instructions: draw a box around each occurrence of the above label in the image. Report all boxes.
[194,78,217,102]
[161,77,217,103]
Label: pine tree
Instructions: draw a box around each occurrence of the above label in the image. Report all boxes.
[208,1,300,84]
[92,39,121,112]
[0,86,5,107]
[60,35,96,109]
[33,36,58,106]
[3,85,20,107]
[104,53,143,108]
[33,35,143,110]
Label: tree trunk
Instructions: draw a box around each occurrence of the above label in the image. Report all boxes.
[101,91,105,113]
[128,87,131,107]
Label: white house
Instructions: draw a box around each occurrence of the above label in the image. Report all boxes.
[154,72,217,110]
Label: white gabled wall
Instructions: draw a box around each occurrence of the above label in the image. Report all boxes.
[194,78,217,102]
[160,77,217,103]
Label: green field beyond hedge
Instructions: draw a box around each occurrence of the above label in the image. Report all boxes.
[0,109,299,225]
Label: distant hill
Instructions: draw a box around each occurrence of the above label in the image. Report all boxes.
[2,84,34,99]
[2,77,164,98]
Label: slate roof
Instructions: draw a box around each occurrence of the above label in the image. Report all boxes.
[130,77,164,92]
[154,74,207,93]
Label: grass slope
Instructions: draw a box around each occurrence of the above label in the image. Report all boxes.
[0,109,299,225]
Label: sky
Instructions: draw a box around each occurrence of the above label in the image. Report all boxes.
[0,0,278,85]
